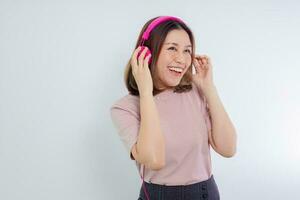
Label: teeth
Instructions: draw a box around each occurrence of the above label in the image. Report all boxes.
[169,67,183,73]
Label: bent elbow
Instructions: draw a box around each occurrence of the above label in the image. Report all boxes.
[148,154,165,170]
[222,152,235,158]
[222,148,237,158]
[149,160,165,171]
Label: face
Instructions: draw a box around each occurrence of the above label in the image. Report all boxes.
[153,29,192,91]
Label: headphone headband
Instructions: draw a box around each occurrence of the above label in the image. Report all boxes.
[142,16,184,41]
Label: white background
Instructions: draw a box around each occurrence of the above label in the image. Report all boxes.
[1,0,299,199]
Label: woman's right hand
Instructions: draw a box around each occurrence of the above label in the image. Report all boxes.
[130,46,153,97]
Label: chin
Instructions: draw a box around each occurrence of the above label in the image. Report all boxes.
[167,80,181,87]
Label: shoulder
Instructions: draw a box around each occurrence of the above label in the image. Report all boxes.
[190,83,205,100]
[188,83,209,111]
[110,94,140,117]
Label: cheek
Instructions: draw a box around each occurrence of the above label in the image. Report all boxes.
[161,52,173,61]
[186,55,192,65]
[154,65,167,77]
[157,57,172,69]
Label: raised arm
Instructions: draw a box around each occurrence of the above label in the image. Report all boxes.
[132,94,166,170]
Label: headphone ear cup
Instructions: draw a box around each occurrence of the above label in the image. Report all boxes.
[137,46,152,64]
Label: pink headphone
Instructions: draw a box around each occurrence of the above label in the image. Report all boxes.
[137,16,185,65]
[137,16,186,200]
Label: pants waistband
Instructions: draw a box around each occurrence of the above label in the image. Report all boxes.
[143,174,214,192]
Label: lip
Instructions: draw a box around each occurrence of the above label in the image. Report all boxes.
[168,66,184,77]
[168,66,185,74]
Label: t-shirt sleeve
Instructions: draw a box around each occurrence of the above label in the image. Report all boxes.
[110,104,140,160]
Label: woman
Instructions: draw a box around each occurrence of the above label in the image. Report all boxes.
[110,16,237,200]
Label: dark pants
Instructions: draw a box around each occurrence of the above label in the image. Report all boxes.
[138,174,220,200]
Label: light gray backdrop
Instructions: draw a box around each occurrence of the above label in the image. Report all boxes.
[1,0,299,199]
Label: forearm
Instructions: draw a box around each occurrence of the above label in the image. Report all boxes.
[202,85,237,156]
[137,94,166,169]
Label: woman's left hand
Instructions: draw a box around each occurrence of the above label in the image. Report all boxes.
[192,54,215,92]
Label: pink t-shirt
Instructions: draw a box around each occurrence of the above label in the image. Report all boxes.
[110,83,212,186]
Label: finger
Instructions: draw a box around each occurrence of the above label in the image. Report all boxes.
[138,47,148,67]
[197,55,206,65]
[143,54,152,69]
[131,46,141,70]
[195,55,207,67]
[194,54,200,59]
[202,55,211,65]
[195,57,202,68]
[202,57,207,65]
[194,59,203,72]
[194,58,203,71]
[203,55,210,60]
[198,56,204,65]
[195,55,202,61]
[207,57,211,65]
[193,58,199,67]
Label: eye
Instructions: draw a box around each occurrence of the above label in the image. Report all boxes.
[167,47,191,54]
[168,47,177,51]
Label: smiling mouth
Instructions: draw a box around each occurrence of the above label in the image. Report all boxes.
[168,66,184,76]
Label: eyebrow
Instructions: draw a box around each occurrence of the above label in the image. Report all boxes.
[164,42,192,48]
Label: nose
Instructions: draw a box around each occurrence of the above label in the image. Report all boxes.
[174,51,185,64]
